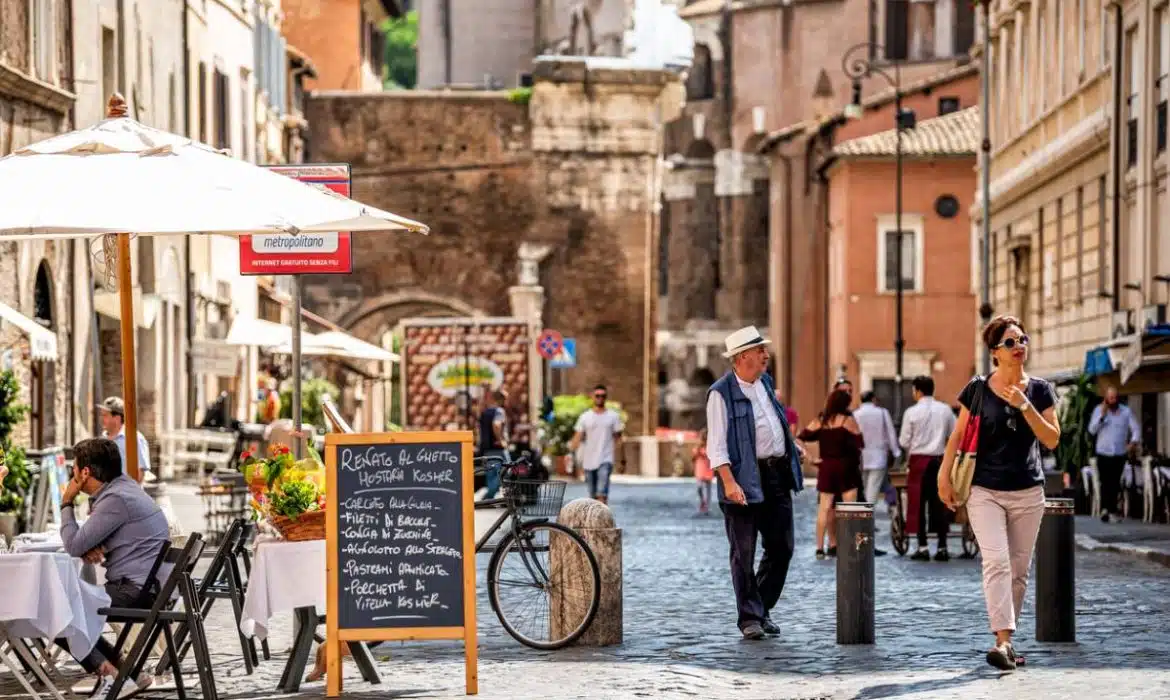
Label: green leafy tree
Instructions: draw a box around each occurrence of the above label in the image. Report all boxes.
[279,376,342,433]
[0,369,31,518]
[381,10,418,90]
[1056,373,1099,480]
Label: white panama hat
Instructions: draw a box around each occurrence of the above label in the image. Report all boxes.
[721,326,771,358]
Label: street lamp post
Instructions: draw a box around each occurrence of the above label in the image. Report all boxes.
[841,44,914,420]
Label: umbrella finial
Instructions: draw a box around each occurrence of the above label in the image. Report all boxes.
[106,93,128,118]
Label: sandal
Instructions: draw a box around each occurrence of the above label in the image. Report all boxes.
[815,549,826,560]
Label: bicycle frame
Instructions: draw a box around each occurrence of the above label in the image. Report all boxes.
[473,457,555,587]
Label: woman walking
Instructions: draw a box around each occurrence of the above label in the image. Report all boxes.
[939,315,1061,671]
[798,389,864,559]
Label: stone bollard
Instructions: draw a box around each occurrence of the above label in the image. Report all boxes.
[550,498,622,646]
[1035,498,1076,643]
[835,502,875,645]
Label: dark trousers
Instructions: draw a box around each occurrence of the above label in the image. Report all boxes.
[917,456,950,548]
[56,580,141,675]
[720,461,795,630]
[1097,454,1127,515]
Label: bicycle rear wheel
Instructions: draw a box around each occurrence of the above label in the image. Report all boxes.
[487,521,601,650]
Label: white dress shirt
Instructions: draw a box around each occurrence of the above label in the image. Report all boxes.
[854,402,901,470]
[899,396,956,456]
[705,374,787,470]
[107,426,152,475]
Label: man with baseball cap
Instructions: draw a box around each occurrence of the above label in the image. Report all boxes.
[706,326,804,640]
[96,397,151,482]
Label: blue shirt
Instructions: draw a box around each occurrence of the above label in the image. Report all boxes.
[61,475,169,586]
[1088,403,1139,457]
[109,428,152,476]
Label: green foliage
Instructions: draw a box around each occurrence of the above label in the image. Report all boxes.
[278,376,341,432]
[0,369,30,516]
[539,394,628,457]
[267,480,320,519]
[1056,373,1098,476]
[507,87,532,105]
[381,10,418,90]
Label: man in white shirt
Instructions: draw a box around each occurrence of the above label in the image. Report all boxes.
[569,385,625,504]
[705,326,804,640]
[96,397,151,483]
[898,376,956,561]
[854,391,901,507]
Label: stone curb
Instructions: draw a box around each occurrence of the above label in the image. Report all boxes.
[1075,533,1170,569]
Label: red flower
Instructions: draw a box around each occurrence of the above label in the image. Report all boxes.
[242,450,254,460]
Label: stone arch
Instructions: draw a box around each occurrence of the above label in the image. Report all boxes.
[685,44,714,101]
[689,17,723,62]
[33,260,53,328]
[340,291,487,342]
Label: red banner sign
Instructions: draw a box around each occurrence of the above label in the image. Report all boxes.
[238,163,354,275]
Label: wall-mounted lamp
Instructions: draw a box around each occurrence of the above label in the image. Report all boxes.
[844,81,863,120]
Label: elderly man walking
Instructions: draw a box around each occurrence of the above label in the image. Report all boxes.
[706,326,804,640]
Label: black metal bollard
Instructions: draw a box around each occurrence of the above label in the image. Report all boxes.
[836,502,875,644]
[1035,498,1076,643]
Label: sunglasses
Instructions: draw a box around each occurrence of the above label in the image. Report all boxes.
[995,335,1029,350]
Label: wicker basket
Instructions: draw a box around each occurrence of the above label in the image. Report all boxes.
[267,509,326,541]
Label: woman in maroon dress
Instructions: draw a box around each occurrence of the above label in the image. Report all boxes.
[798,388,864,559]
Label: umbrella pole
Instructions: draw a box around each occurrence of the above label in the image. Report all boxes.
[116,232,141,482]
[291,276,303,459]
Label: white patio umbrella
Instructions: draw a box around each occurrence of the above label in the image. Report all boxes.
[0,95,427,480]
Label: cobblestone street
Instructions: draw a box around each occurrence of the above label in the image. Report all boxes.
[6,481,1170,700]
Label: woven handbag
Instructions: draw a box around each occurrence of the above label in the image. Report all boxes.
[949,377,986,507]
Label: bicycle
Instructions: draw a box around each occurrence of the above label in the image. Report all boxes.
[471,454,601,650]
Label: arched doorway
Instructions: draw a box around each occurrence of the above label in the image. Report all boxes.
[30,261,57,449]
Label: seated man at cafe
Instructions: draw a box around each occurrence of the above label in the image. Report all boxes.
[58,437,170,700]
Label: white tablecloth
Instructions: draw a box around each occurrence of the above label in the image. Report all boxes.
[0,553,110,656]
[239,538,325,641]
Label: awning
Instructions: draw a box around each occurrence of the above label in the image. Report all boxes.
[224,317,293,347]
[0,301,57,361]
[1119,327,1170,385]
[1084,337,1130,377]
[93,288,160,329]
[268,330,398,363]
[1085,327,1170,394]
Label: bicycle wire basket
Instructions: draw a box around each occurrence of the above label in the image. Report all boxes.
[502,478,567,518]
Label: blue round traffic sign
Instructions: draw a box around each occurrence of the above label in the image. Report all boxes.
[537,329,563,359]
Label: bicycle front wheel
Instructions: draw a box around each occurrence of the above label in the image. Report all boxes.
[487,521,601,650]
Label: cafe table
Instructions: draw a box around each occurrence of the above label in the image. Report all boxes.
[0,551,110,700]
[239,537,381,692]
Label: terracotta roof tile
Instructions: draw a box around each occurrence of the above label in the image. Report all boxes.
[832,106,979,158]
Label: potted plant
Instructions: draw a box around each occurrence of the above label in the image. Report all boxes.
[241,443,327,541]
[0,369,30,540]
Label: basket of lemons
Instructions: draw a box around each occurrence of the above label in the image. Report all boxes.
[241,443,327,541]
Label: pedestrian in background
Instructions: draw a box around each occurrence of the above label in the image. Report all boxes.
[1087,386,1140,522]
[477,389,509,499]
[854,391,900,507]
[693,428,713,514]
[798,389,863,559]
[96,397,151,484]
[900,376,957,561]
[570,384,625,505]
[939,315,1061,671]
[705,326,803,640]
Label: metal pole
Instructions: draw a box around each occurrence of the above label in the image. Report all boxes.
[291,276,303,459]
[1035,498,1076,642]
[835,502,875,644]
[894,80,904,420]
[980,0,993,373]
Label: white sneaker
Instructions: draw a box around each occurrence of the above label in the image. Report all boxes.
[91,675,148,700]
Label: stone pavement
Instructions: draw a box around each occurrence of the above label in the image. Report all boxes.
[5,481,1170,700]
[1075,514,1170,568]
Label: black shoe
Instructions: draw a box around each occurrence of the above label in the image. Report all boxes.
[815,549,825,560]
[761,618,781,636]
[934,548,950,562]
[986,642,1017,671]
[910,547,931,561]
[827,546,837,557]
[1101,512,1111,523]
[741,622,766,640]
[874,548,888,557]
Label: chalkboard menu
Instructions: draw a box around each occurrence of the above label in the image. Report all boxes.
[325,431,478,697]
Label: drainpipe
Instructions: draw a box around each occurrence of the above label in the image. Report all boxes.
[1109,1,1123,313]
[979,0,993,374]
[442,0,452,85]
[183,1,196,425]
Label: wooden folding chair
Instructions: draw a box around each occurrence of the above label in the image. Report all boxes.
[101,534,217,700]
